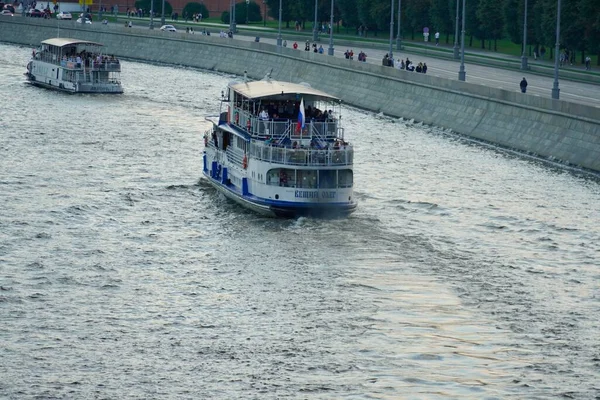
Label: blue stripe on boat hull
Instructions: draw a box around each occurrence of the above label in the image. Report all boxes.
[202,172,356,218]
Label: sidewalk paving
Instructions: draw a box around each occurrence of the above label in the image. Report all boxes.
[121,17,600,108]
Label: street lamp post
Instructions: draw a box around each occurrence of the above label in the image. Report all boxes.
[277,0,282,46]
[388,0,394,60]
[521,0,528,70]
[246,0,249,24]
[396,0,402,50]
[313,0,318,42]
[551,0,561,99]
[327,0,334,55]
[161,0,165,26]
[232,0,237,32]
[229,0,233,32]
[458,0,466,81]
[149,0,154,29]
[453,0,459,59]
[263,0,266,26]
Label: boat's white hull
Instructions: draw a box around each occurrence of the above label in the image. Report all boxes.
[26,60,123,94]
[202,151,357,218]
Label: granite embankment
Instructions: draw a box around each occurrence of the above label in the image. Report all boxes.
[2,18,599,172]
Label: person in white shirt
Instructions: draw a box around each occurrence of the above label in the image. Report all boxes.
[259,109,269,134]
[435,31,440,46]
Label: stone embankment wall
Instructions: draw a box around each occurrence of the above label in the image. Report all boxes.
[2,19,599,172]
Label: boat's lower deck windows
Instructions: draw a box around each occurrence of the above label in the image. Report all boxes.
[266,169,352,189]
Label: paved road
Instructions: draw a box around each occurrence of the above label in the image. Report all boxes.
[234,34,600,108]
[123,19,600,109]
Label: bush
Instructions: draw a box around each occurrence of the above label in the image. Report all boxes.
[133,0,172,17]
[238,1,262,23]
[220,2,262,24]
[182,2,209,19]
[221,10,229,24]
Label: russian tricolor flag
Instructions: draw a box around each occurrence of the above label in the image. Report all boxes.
[297,98,305,133]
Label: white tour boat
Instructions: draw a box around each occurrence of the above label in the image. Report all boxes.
[203,78,356,217]
[26,38,123,94]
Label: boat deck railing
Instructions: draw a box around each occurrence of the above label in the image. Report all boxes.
[34,53,121,72]
[249,141,353,167]
[231,107,343,143]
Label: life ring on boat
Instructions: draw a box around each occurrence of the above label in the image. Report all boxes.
[235,112,239,125]
[242,155,248,169]
[246,119,251,131]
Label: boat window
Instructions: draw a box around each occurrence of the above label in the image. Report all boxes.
[267,168,295,187]
[236,136,246,150]
[297,170,317,189]
[319,170,337,189]
[338,169,353,188]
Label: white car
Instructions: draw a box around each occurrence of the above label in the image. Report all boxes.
[160,25,176,32]
[76,17,92,24]
[0,9,14,16]
[56,11,72,20]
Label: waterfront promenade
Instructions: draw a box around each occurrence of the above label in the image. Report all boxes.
[163,21,600,108]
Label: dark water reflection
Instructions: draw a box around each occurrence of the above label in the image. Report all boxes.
[1,43,599,399]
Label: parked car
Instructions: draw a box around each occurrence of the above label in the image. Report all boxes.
[76,16,92,24]
[56,11,72,20]
[26,8,44,17]
[3,3,15,13]
[0,9,13,16]
[160,25,177,32]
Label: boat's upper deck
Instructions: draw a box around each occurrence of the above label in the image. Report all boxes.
[222,79,347,147]
[32,38,121,72]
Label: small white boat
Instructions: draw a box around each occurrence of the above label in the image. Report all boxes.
[26,38,123,94]
[202,78,356,217]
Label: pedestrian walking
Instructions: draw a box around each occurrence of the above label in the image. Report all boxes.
[585,56,591,70]
[435,31,440,46]
[520,77,528,93]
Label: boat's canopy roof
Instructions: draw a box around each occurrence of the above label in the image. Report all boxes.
[229,80,339,101]
[41,38,103,48]
[217,122,252,142]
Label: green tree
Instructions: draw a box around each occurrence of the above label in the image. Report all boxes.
[233,1,263,23]
[182,2,209,19]
[134,0,172,16]
[476,0,504,50]
[579,0,600,63]
[264,0,294,28]
[504,0,521,43]
[221,10,230,24]
[429,0,454,43]
[560,0,584,60]
[337,0,360,34]
[355,0,379,35]
[404,0,431,40]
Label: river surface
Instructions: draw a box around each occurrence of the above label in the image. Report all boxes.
[1,43,599,399]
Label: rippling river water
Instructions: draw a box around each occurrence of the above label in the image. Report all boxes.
[1,43,599,399]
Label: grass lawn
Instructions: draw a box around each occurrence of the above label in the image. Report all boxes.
[104,14,598,66]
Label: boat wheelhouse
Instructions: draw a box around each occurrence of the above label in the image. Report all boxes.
[203,79,356,217]
[25,38,123,94]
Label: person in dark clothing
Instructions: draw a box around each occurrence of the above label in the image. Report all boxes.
[520,77,528,93]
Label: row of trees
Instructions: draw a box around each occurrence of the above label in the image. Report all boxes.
[133,0,211,22]
[260,0,599,62]
[131,0,599,63]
